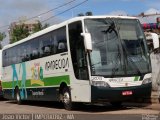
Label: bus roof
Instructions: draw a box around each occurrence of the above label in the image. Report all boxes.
[3,15,137,50]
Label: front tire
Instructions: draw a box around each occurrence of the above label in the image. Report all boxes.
[62,87,74,110]
[15,88,22,105]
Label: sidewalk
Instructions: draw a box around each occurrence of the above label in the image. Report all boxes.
[124,102,160,111]
[143,103,160,111]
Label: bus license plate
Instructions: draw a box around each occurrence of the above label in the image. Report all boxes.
[122,91,132,96]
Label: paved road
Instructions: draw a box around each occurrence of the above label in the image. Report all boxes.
[0,99,159,120]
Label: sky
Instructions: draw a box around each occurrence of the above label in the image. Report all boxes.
[1,0,160,46]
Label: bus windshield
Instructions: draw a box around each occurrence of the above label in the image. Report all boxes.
[84,18,151,77]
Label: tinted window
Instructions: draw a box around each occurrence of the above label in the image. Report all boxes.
[51,27,67,54]
[69,21,89,80]
[39,33,52,57]
[3,26,67,67]
[30,39,39,60]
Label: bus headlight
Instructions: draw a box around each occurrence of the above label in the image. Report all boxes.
[142,78,152,85]
[91,81,110,87]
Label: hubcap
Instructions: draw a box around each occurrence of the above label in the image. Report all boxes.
[16,92,20,102]
[63,92,70,104]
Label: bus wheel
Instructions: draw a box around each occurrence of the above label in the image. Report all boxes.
[62,87,74,110]
[110,102,122,107]
[15,88,22,105]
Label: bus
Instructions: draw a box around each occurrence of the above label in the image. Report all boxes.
[145,32,160,101]
[2,16,152,110]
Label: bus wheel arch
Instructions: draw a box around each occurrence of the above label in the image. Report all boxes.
[59,82,67,100]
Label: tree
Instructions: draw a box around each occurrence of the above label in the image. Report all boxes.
[10,24,29,43]
[0,32,6,49]
[33,21,49,33]
[10,21,49,43]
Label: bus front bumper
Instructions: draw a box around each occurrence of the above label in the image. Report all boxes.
[91,83,152,102]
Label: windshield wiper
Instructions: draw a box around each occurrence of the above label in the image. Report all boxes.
[101,20,118,36]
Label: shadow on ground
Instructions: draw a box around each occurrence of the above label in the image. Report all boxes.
[5,100,152,113]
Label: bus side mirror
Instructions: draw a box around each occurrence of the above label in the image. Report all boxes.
[150,33,159,49]
[81,33,92,51]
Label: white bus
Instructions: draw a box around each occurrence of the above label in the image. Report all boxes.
[2,16,152,110]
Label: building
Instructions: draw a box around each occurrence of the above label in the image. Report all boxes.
[142,17,160,34]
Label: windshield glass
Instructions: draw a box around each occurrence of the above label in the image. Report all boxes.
[84,18,151,77]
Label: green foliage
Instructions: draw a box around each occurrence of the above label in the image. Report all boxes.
[33,21,42,33]
[10,24,29,43]
[10,21,49,44]
[33,21,49,33]
[0,32,6,42]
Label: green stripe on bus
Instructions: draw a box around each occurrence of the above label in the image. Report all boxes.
[134,76,139,81]
[2,75,70,89]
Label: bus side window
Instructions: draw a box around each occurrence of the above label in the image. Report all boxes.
[57,40,67,53]
[49,27,67,55]
[56,27,67,54]
[44,46,51,56]
[51,35,58,54]
[39,33,53,57]
[17,46,21,63]
[25,43,31,61]
[3,51,6,67]
[3,50,8,67]
[30,39,39,60]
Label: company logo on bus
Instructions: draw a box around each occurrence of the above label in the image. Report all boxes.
[109,78,123,83]
[45,57,69,71]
